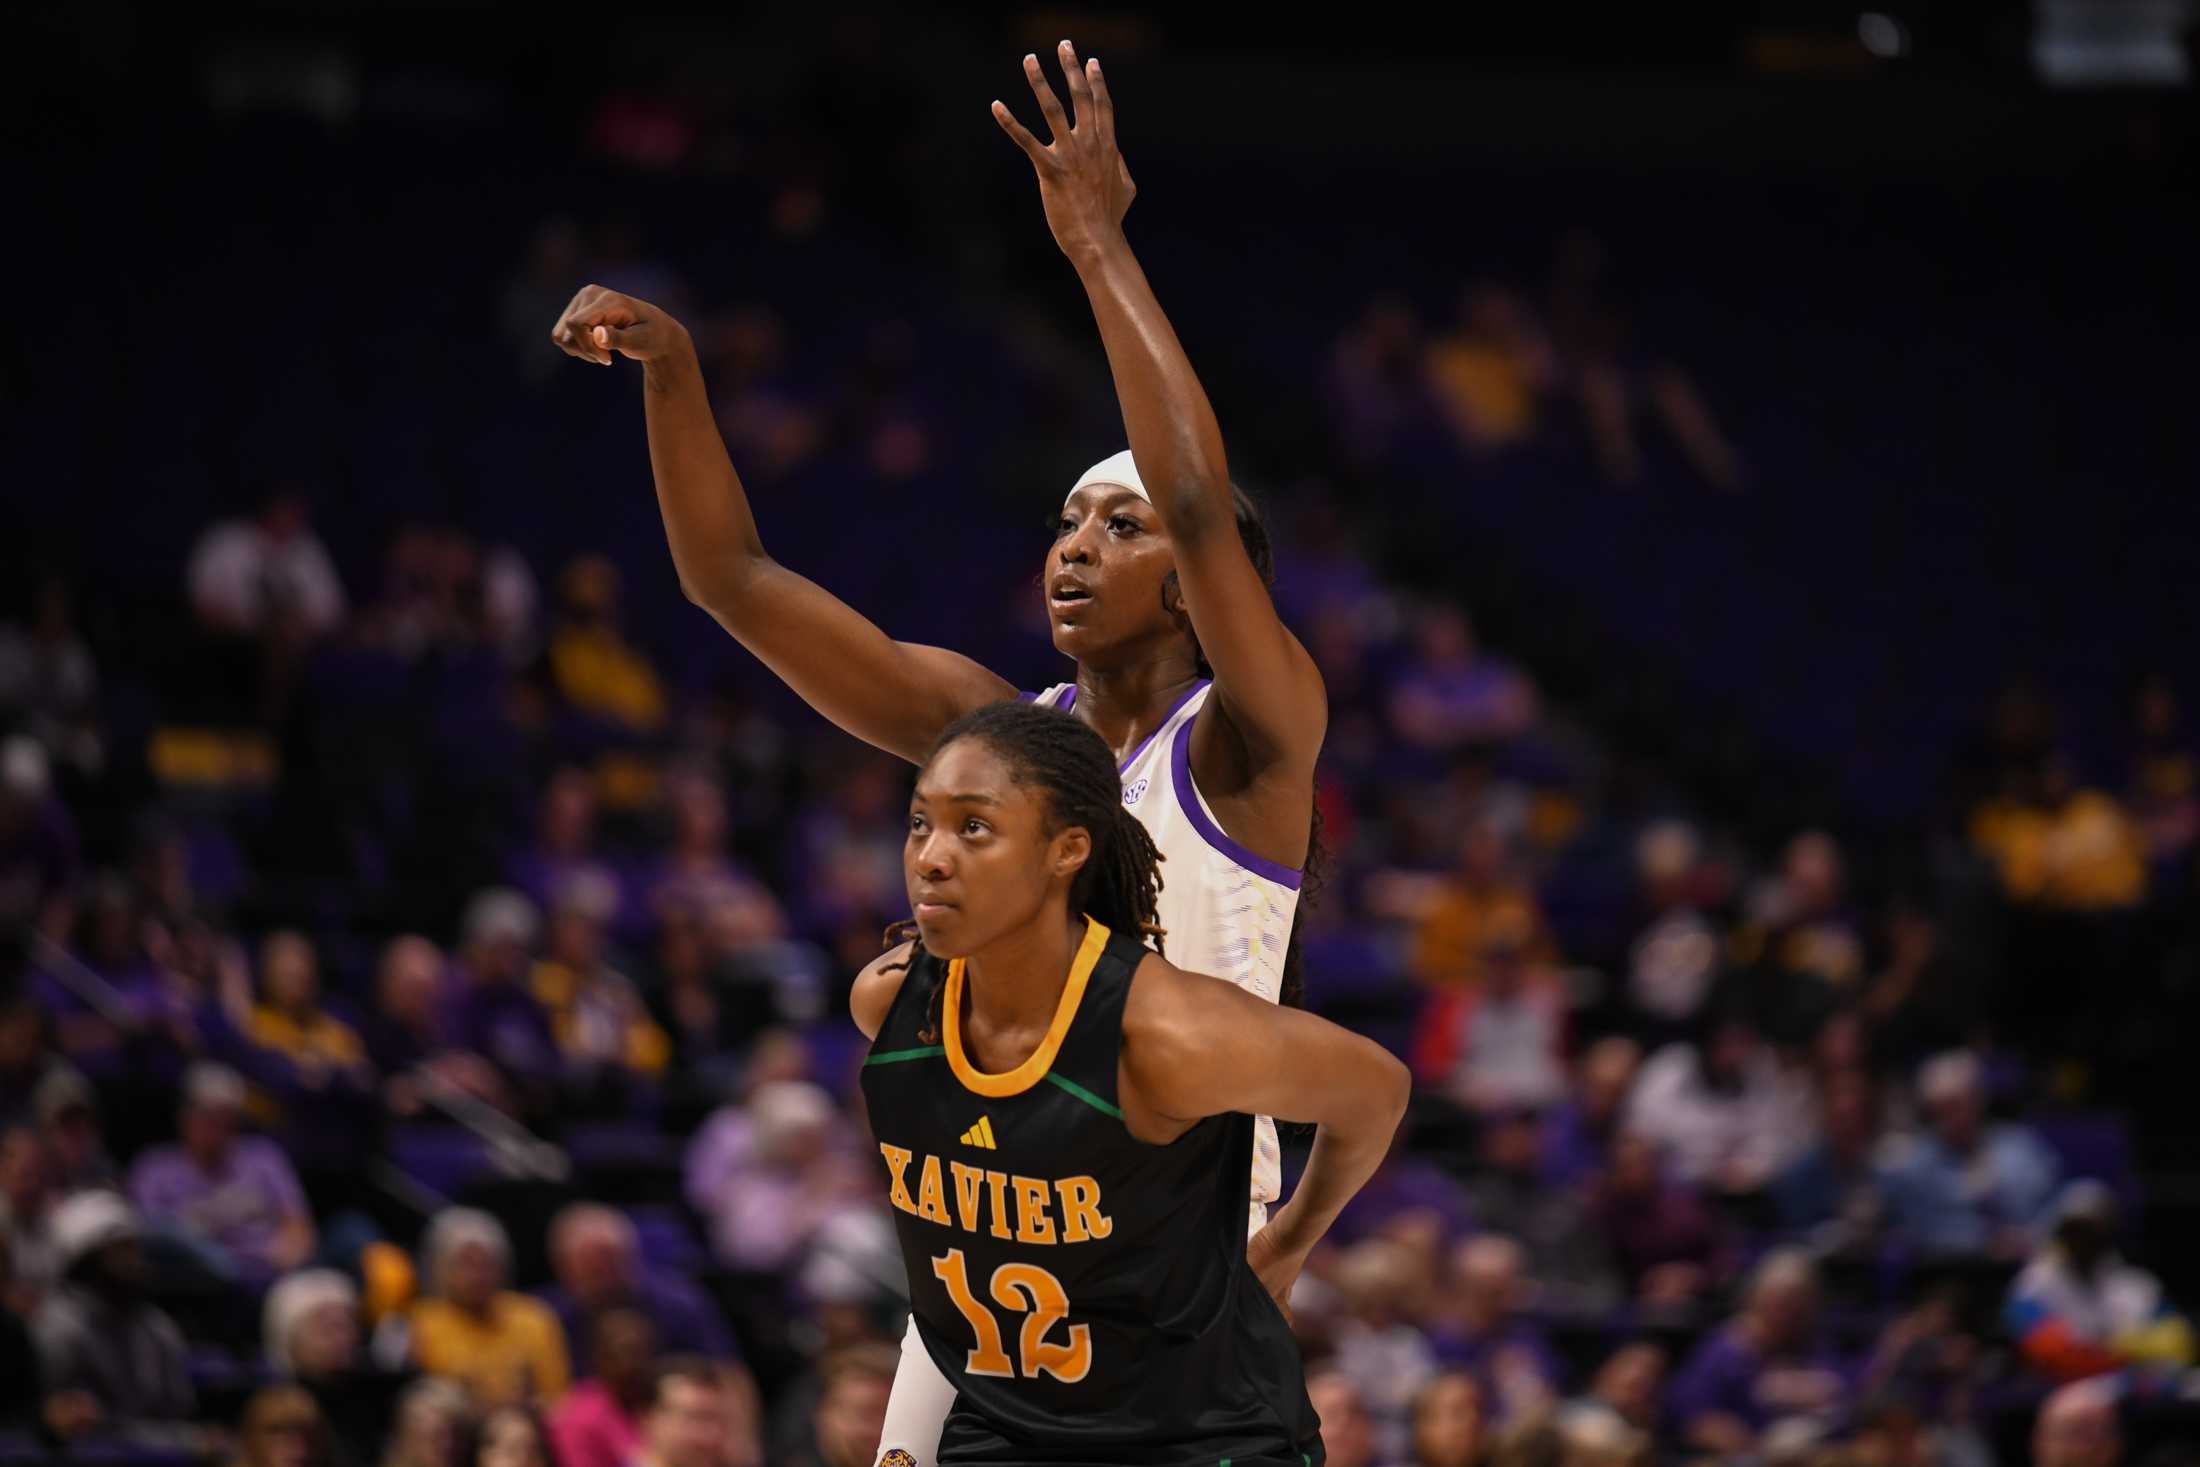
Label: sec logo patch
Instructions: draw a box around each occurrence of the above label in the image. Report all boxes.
[1123,777,1149,806]
[878,1452,919,1467]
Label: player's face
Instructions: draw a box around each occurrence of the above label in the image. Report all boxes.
[906,738,1088,958]
[1044,485,1182,664]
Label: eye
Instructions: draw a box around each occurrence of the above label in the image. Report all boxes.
[907,813,928,835]
[1048,514,1076,537]
[1108,515,1141,536]
[962,818,989,837]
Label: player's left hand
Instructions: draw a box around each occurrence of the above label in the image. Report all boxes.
[992,40,1136,262]
[1245,1220,1310,1326]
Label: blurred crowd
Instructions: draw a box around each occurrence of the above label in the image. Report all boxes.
[7,43,2200,1467]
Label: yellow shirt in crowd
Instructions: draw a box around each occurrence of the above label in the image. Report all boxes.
[410,1293,571,1407]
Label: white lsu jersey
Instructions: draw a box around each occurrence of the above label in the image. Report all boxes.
[1031,679,1300,1208]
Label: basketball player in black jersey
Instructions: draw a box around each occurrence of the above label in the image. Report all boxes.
[851,702,1408,1466]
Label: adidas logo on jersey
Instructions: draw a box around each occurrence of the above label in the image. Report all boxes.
[959,1115,998,1150]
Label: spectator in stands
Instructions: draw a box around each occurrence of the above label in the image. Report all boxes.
[2032,1378,2123,1467]
[506,769,624,926]
[469,1405,552,1467]
[382,1378,470,1467]
[1858,1287,1993,1467]
[1459,1109,1616,1312]
[1732,831,1864,1039]
[1389,607,1539,758]
[1306,1369,1378,1467]
[538,1204,738,1375]
[1411,816,1550,993]
[550,1307,655,1467]
[547,556,666,737]
[1564,1340,1666,1440]
[1540,1037,1639,1190]
[636,1357,758,1467]
[1973,755,2150,914]
[1586,1130,1729,1305]
[1327,294,1429,472]
[1414,911,1568,1116]
[685,1079,869,1274]
[800,1343,893,1467]
[265,1267,406,1463]
[1669,1249,1850,1456]
[0,736,78,936]
[0,1228,42,1429]
[2007,1181,2194,1385]
[364,936,479,1118]
[1429,1237,1562,1426]
[32,1190,197,1445]
[2128,674,2197,884]
[409,1208,570,1407]
[1328,1238,1441,1463]
[35,1065,114,1190]
[1626,1006,1816,1195]
[529,873,669,1107]
[1773,1067,1887,1250]
[187,487,349,642]
[645,768,762,931]
[234,1384,334,1467]
[241,931,377,1142]
[1877,1050,2059,1259]
[448,891,558,1116]
[1425,280,1558,455]
[0,576,102,783]
[128,1061,316,1285]
[1624,819,1727,1031]
[1406,1370,1487,1467]
[0,1121,61,1306]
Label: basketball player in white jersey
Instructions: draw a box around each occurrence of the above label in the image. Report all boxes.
[551,40,1328,1464]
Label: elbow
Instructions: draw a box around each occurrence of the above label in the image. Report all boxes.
[680,554,768,618]
[1379,1050,1412,1129]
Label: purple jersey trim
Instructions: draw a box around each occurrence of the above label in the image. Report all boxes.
[1166,714,1305,889]
[1117,680,1206,775]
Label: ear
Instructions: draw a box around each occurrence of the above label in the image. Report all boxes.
[1049,824,1093,884]
[1159,569,1190,623]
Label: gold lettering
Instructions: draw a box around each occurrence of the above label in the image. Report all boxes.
[1055,1175,1113,1243]
[916,1154,951,1226]
[880,1144,916,1215]
[949,1161,986,1233]
[985,1170,1013,1240]
[1012,1174,1056,1245]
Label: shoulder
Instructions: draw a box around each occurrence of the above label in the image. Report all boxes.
[501,1293,562,1334]
[1121,953,1260,1068]
[240,1135,300,1174]
[850,942,917,1041]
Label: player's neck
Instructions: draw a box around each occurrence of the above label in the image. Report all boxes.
[1073,651,1202,764]
[960,909,1089,1046]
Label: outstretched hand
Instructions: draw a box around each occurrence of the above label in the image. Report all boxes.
[550,284,688,366]
[992,40,1136,261]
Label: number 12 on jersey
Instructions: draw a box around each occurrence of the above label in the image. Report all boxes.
[932,1249,1092,1383]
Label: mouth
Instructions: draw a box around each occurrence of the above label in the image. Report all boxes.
[912,895,957,919]
[1047,577,1095,614]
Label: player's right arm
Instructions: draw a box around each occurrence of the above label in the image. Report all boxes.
[552,287,1016,763]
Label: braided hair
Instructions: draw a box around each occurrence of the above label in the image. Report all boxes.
[1160,482,1327,1012]
[889,700,1166,1044]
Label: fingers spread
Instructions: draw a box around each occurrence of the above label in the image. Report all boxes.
[1022,52,1069,142]
[1057,40,1091,130]
[1087,57,1114,140]
[992,100,1046,162]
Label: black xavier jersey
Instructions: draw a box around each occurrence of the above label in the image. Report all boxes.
[859,917,1323,1467]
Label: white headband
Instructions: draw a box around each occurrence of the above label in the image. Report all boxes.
[1066,449,1149,505]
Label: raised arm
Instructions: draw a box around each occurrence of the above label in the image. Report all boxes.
[994,45,1327,774]
[552,289,1014,763]
[1121,959,1410,1309]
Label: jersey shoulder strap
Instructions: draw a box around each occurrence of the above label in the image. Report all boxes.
[1043,923,1154,1116]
